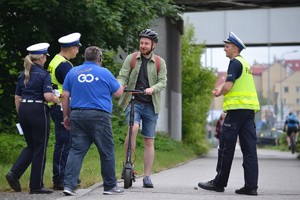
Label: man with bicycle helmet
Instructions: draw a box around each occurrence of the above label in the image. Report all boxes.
[283,112,299,149]
[117,29,167,188]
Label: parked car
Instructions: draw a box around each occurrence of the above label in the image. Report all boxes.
[257,129,284,146]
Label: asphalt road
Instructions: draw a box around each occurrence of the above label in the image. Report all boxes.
[1,146,299,200]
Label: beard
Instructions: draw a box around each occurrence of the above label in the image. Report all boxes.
[140,48,153,56]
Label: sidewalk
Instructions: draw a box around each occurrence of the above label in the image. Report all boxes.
[1,147,299,200]
[57,146,300,200]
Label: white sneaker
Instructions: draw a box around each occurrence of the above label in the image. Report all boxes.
[103,186,124,195]
[63,187,77,196]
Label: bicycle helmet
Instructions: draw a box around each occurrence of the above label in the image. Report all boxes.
[139,29,158,43]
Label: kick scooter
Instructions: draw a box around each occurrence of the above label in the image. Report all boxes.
[122,88,145,189]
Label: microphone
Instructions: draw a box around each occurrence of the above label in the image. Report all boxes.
[53,84,60,97]
[52,84,63,111]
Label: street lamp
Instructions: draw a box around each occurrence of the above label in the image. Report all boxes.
[279,50,299,123]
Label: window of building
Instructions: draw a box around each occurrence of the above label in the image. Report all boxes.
[297,111,300,116]
[284,86,289,93]
[297,98,300,105]
[297,86,300,93]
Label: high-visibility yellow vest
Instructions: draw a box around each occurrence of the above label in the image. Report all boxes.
[223,56,260,112]
[48,54,73,94]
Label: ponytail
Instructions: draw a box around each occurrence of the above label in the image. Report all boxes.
[23,54,44,86]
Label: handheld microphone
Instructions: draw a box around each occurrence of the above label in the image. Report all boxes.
[53,84,60,97]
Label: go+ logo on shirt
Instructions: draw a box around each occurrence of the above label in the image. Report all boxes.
[78,74,99,83]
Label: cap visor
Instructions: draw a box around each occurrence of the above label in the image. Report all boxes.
[223,39,231,43]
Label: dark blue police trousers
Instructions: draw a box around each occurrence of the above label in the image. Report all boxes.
[11,103,50,190]
[50,105,71,186]
[214,109,258,190]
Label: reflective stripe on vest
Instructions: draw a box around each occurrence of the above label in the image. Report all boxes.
[48,54,73,94]
[223,56,260,112]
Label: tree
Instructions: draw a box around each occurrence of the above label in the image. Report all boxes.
[181,20,217,154]
[0,0,180,132]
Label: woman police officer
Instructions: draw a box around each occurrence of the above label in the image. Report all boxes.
[6,43,59,194]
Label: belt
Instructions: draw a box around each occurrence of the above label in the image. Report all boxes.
[21,99,47,105]
[71,108,109,114]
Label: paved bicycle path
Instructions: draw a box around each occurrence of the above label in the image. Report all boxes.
[1,146,299,200]
[59,146,300,200]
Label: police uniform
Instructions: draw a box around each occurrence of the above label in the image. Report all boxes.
[6,43,54,194]
[198,32,260,195]
[48,33,81,189]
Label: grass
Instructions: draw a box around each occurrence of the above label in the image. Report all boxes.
[256,134,300,159]
[0,131,197,192]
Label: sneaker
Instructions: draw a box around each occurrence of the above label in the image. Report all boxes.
[143,176,154,188]
[235,187,258,196]
[198,180,224,192]
[6,171,21,192]
[63,187,77,196]
[103,186,124,195]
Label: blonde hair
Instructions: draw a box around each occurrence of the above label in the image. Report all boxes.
[23,54,44,85]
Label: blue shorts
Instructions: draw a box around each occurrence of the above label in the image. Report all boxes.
[125,103,158,139]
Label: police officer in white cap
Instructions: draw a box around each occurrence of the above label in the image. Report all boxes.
[48,32,82,190]
[6,43,59,194]
[198,32,260,196]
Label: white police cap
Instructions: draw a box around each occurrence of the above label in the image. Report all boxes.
[58,32,82,48]
[26,43,50,56]
[223,32,246,51]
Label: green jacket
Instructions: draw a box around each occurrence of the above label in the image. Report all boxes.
[117,51,167,114]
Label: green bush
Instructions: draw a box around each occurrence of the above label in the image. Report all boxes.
[181,20,216,155]
[0,133,26,164]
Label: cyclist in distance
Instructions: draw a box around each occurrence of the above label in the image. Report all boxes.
[283,112,299,149]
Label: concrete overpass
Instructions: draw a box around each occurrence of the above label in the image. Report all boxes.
[154,1,300,141]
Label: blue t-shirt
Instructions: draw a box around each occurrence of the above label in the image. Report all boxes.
[63,61,120,113]
[15,64,53,100]
[226,57,243,83]
[55,61,73,84]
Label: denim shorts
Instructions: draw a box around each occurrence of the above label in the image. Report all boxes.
[125,102,158,139]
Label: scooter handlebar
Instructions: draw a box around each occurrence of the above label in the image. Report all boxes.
[124,88,145,94]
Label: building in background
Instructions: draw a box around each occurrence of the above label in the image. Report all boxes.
[212,59,300,129]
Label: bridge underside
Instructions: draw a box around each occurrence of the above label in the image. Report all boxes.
[174,0,300,12]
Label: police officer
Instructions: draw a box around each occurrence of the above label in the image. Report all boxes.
[198,32,260,196]
[48,32,81,190]
[6,43,59,194]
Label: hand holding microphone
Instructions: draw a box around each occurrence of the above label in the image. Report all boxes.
[53,84,60,97]
[52,84,62,107]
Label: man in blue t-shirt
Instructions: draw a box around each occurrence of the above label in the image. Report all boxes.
[283,112,299,149]
[61,46,124,196]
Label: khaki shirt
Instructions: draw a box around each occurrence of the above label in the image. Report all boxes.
[117,51,167,114]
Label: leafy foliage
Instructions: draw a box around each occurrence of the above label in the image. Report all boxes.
[181,20,217,154]
[0,0,180,132]
[0,133,26,164]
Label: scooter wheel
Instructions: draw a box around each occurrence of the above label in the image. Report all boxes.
[124,168,132,189]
